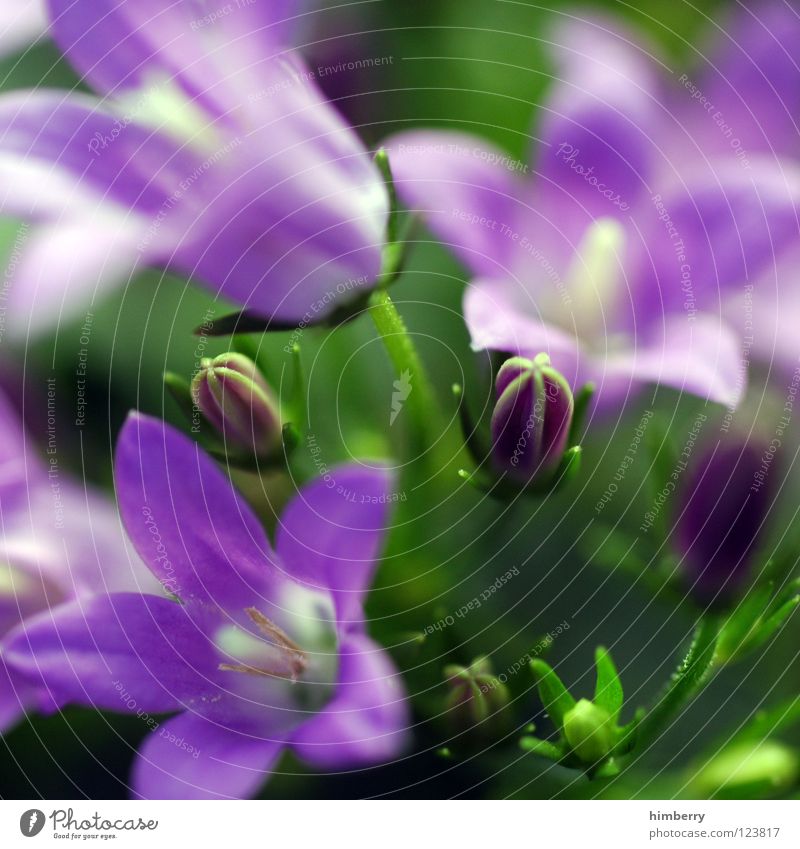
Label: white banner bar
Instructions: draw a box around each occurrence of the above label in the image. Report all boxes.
[1,800,797,848]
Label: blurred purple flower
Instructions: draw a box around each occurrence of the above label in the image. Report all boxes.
[674,435,776,605]
[0,388,156,731]
[0,1,45,57]
[5,414,409,799]
[0,0,388,335]
[384,6,800,411]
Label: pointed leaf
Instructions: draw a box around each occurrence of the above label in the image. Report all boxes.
[519,736,563,761]
[530,659,576,731]
[594,646,624,722]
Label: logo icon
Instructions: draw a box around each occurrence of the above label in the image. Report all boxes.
[389,370,413,425]
[20,810,46,837]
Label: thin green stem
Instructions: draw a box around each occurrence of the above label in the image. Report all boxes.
[367,287,441,451]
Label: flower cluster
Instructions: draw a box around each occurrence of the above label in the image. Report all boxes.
[0,0,799,803]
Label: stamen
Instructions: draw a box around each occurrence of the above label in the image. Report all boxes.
[218,608,308,683]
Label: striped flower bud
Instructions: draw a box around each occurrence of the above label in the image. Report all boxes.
[491,354,574,485]
[191,353,281,456]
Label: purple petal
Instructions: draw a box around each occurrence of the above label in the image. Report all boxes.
[275,464,394,629]
[46,0,297,103]
[0,657,34,733]
[696,1,800,157]
[465,282,743,409]
[168,54,388,323]
[635,161,800,319]
[115,414,279,610]
[132,711,284,800]
[291,633,409,769]
[3,592,218,713]
[0,92,192,333]
[537,14,663,221]
[384,130,528,277]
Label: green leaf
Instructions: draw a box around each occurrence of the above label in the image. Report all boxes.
[744,595,799,654]
[717,582,774,661]
[636,617,719,751]
[519,736,563,761]
[594,646,624,722]
[568,381,595,447]
[530,659,576,731]
[163,371,195,421]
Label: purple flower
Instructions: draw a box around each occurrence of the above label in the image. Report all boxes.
[4,414,409,799]
[0,388,155,731]
[674,436,776,605]
[384,9,800,411]
[0,1,388,334]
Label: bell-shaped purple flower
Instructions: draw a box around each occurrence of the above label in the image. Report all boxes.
[384,3,800,412]
[4,414,409,799]
[0,1,388,335]
[674,436,776,605]
[0,387,156,732]
[491,354,574,486]
[191,353,281,456]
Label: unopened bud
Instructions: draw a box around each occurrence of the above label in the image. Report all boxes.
[491,354,574,485]
[675,435,776,604]
[443,656,510,738]
[191,353,281,456]
[563,699,614,763]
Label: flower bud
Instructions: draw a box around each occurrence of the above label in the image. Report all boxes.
[691,740,799,799]
[443,656,511,738]
[191,353,281,456]
[675,435,776,604]
[562,699,614,763]
[491,354,574,485]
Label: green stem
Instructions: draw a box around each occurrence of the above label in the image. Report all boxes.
[634,616,720,752]
[367,287,442,452]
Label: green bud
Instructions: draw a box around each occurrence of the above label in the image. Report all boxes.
[443,656,511,738]
[563,699,615,763]
[692,740,799,799]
